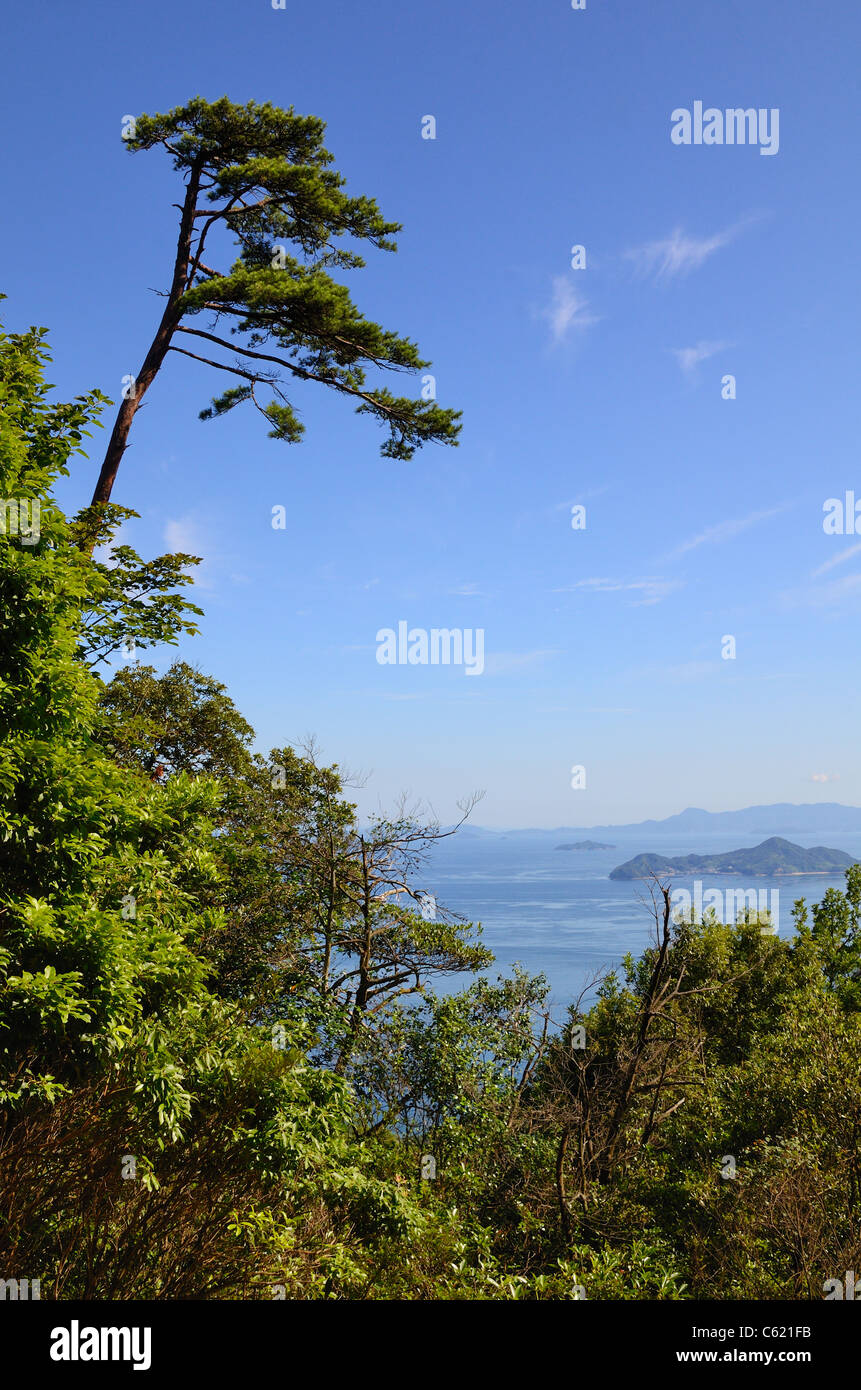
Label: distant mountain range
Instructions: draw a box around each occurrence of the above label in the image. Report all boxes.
[609,837,857,881]
[455,803,861,839]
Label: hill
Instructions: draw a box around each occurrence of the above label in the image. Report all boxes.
[554,840,616,851]
[609,837,857,881]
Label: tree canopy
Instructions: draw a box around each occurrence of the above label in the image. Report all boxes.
[3,295,859,1300]
[91,97,461,508]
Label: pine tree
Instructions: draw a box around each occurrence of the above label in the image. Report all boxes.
[91,96,461,507]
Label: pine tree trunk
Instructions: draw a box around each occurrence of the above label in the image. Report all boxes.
[89,157,204,509]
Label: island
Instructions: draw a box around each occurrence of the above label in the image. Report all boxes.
[555,840,616,851]
[608,836,857,881]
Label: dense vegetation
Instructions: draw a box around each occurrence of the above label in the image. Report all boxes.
[1,317,860,1300]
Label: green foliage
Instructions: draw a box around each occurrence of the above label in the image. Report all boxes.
[793,864,861,1010]
[72,504,204,669]
[94,95,461,513]
[4,306,860,1301]
[96,661,255,779]
[0,317,418,1298]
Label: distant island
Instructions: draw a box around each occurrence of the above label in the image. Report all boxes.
[555,840,616,851]
[609,836,857,881]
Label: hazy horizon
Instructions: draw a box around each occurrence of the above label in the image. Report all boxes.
[431,800,861,834]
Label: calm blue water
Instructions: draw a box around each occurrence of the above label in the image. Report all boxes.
[420,830,861,1011]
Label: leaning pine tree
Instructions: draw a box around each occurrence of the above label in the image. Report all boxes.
[91,96,461,507]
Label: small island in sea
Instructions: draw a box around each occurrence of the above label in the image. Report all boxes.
[555,839,616,851]
[609,836,857,881]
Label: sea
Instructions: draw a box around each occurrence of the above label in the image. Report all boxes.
[419,828,861,1016]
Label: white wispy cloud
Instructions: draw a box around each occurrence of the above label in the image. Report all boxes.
[164,518,204,555]
[804,573,861,605]
[559,578,687,606]
[625,222,744,281]
[163,516,212,587]
[449,582,487,597]
[810,772,840,783]
[780,566,861,611]
[672,339,731,375]
[665,505,787,561]
[555,577,683,606]
[541,276,601,344]
[811,542,861,578]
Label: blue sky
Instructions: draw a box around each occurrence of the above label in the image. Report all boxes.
[2,0,860,827]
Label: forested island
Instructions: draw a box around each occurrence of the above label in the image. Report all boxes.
[555,840,616,851]
[609,836,857,881]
